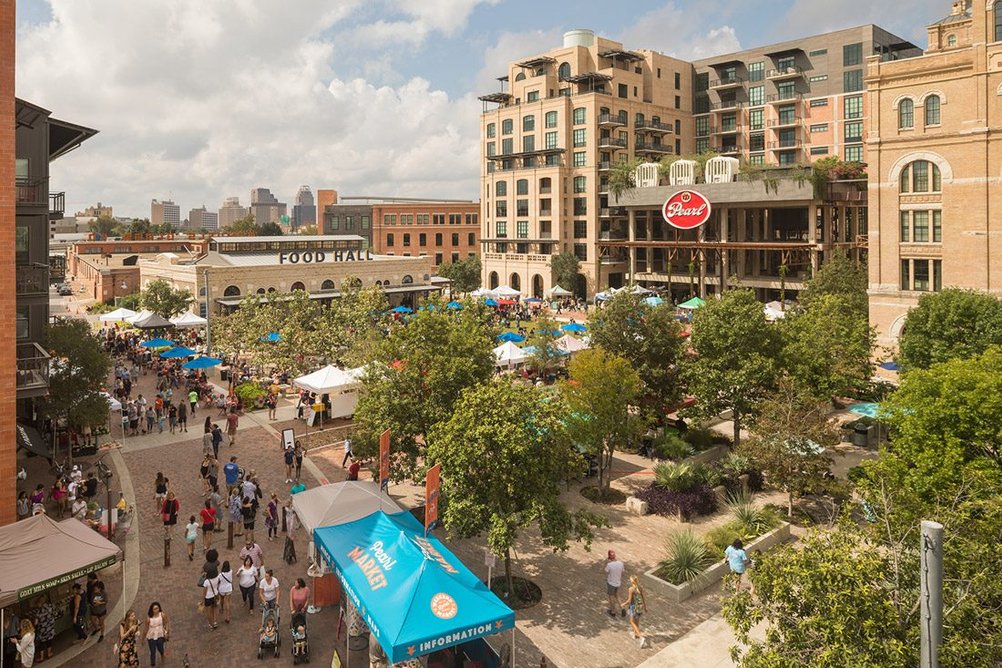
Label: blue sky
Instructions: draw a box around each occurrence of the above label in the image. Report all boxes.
[15,0,945,218]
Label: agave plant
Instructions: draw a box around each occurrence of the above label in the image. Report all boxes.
[726,492,780,538]
[719,453,752,477]
[657,529,713,585]
[654,461,696,492]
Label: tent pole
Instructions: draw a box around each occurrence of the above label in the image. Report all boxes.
[511,627,515,668]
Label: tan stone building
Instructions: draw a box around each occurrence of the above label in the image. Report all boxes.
[138,235,440,315]
[866,0,1002,349]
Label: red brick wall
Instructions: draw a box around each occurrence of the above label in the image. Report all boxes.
[0,0,17,526]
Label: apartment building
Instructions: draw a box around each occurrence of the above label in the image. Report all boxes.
[692,26,920,167]
[218,196,249,228]
[151,198,180,227]
[371,200,480,267]
[189,205,218,230]
[866,0,1002,349]
[479,30,693,297]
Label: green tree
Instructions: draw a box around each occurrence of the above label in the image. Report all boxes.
[588,290,685,418]
[427,380,603,598]
[897,289,1002,371]
[259,221,284,236]
[127,218,151,237]
[42,319,112,437]
[140,278,194,319]
[352,301,496,477]
[608,158,642,200]
[309,279,389,368]
[740,378,840,516]
[780,293,875,400]
[550,252,580,296]
[524,315,563,375]
[88,214,119,239]
[436,255,482,293]
[684,289,782,446]
[227,214,258,236]
[799,251,868,317]
[563,348,641,495]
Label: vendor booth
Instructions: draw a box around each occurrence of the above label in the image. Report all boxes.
[293,365,365,420]
[314,511,515,666]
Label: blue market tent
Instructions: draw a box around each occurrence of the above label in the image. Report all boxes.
[496,332,525,343]
[159,346,195,358]
[182,356,222,370]
[313,511,515,664]
[260,332,281,343]
[560,323,587,333]
[446,301,463,310]
[879,361,899,371]
[483,298,499,307]
[140,338,174,348]
[391,305,414,314]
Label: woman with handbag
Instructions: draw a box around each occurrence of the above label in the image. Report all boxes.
[144,602,169,667]
[160,491,179,539]
[236,556,258,613]
[117,610,140,667]
[201,571,220,630]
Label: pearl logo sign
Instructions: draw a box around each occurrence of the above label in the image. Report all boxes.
[662,190,712,230]
[430,592,458,620]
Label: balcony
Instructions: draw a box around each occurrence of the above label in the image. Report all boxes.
[709,76,745,89]
[768,117,800,129]
[597,113,627,127]
[710,100,741,111]
[16,342,50,397]
[635,119,673,134]
[767,92,803,104]
[15,178,46,207]
[766,66,804,80]
[598,136,627,148]
[712,125,739,135]
[16,263,49,298]
[598,161,612,171]
[635,141,672,154]
[768,140,800,149]
[711,145,742,155]
[49,192,65,217]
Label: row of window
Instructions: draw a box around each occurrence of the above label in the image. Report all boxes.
[327,215,369,231]
[379,213,477,226]
[494,195,588,218]
[900,210,942,243]
[898,95,941,129]
[385,232,476,248]
[494,177,583,196]
[899,160,942,193]
[901,258,942,292]
[221,276,418,298]
[487,110,681,139]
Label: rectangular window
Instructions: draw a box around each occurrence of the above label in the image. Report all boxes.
[810,146,829,155]
[573,221,587,238]
[748,62,764,82]
[573,107,586,124]
[487,123,496,138]
[900,259,910,289]
[419,233,427,246]
[402,233,411,247]
[913,161,929,191]
[695,72,709,91]
[900,211,910,242]
[545,111,558,128]
[523,115,535,131]
[465,213,476,225]
[844,95,863,119]
[777,81,796,99]
[749,133,765,151]
[674,72,681,89]
[526,91,539,102]
[501,138,513,154]
[433,213,446,225]
[573,176,586,193]
[749,109,764,131]
[777,55,795,71]
[522,135,535,152]
[843,42,863,66]
[844,121,863,143]
[778,105,796,124]
[675,95,681,109]
[778,128,797,147]
[913,211,929,242]
[809,48,827,57]
[449,214,462,225]
[360,215,370,229]
[748,154,764,165]
[845,144,863,162]
[618,83,628,98]
[573,197,587,216]
[495,181,507,197]
[559,87,570,97]
[345,215,354,229]
[808,74,828,83]
[495,201,507,217]
[451,232,460,245]
[696,116,710,136]
[419,214,429,225]
[330,215,340,230]
[748,85,765,106]
[933,210,942,242]
[933,260,942,291]
[383,214,396,225]
[778,151,796,166]
[545,131,557,149]
[810,123,828,132]
[573,128,586,147]
[516,221,528,239]
[386,233,394,247]
[516,199,529,216]
[573,151,586,167]
[913,259,930,291]
[810,98,829,107]
[468,232,475,245]
[545,154,560,166]
[696,138,709,153]
[574,243,587,260]
[434,252,443,265]
[495,221,507,237]
[435,233,443,246]
[516,179,528,195]
[501,119,512,134]
[843,69,863,93]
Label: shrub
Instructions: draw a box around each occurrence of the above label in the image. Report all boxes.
[653,431,693,461]
[656,529,713,585]
[654,461,697,491]
[726,493,781,537]
[682,425,717,452]
[234,382,266,406]
[704,524,745,553]
[635,483,718,520]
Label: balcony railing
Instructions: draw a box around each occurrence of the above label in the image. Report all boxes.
[538,186,552,194]
[15,178,46,207]
[16,342,50,394]
[767,92,803,104]
[766,66,804,79]
[635,141,672,153]
[768,140,800,149]
[768,117,800,128]
[539,209,552,217]
[49,191,65,217]
[635,119,673,133]
[598,161,612,170]
[710,100,741,110]
[16,263,49,297]
[709,76,745,89]
[712,125,739,135]
[711,145,742,155]
[597,113,627,127]
[598,136,627,148]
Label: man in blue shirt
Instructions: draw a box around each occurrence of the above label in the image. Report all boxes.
[223,456,240,488]
[724,539,750,591]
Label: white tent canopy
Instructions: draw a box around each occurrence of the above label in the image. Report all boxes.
[555,334,589,353]
[292,365,365,395]
[469,287,493,298]
[291,481,403,535]
[547,285,573,298]
[125,309,153,324]
[493,341,528,366]
[170,311,208,328]
[99,307,137,323]
[629,284,653,295]
[493,285,521,298]
[763,301,787,321]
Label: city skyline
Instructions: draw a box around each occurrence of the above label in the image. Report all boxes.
[15,0,946,216]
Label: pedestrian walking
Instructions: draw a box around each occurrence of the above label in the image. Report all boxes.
[145,405,155,434]
[241,496,258,543]
[117,609,140,666]
[622,575,648,647]
[202,430,214,459]
[265,493,279,541]
[177,401,188,432]
[200,499,216,552]
[226,409,239,446]
[229,487,243,537]
[604,550,625,618]
[70,583,88,641]
[284,446,295,483]
[236,557,258,613]
[161,491,180,539]
[185,515,198,561]
[239,537,264,570]
[341,436,352,468]
[143,602,169,667]
[347,458,360,481]
[211,423,223,459]
[167,403,177,434]
[199,454,213,496]
[89,581,108,641]
[210,484,224,533]
[201,571,220,630]
[217,560,233,623]
[153,472,167,513]
[188,389,199,417]
[289,578,311,616]
[725,539,750,591]
[259,569,280,611]
[266,393,277,420]
[293,441,304,482]
[223,456,240,488]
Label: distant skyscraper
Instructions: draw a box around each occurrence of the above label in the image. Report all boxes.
[151,199,180,227]
[249,187,287,225]
[218,196,249,228]
[291,185,316,230]
[189,206,218,231]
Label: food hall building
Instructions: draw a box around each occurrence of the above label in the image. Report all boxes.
[138,235,441,315]
[604,162,867,302]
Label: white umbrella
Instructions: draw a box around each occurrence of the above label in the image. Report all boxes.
[493,341,528,366]
[469,288,493,298]
[170,311,209,328]
[555,334,589,353]
[493,285,521,298]
[99,307,137,323]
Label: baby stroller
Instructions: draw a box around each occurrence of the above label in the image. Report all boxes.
[257,606,281,659]
[290,611,310,664]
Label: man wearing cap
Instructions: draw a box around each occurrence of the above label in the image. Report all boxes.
[605,550,625,618]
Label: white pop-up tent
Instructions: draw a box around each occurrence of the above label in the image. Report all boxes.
[493,285,521,298]
[99,307,137,323]
[547,285,573,298]
[291,481,403,536]
[292,365,366,419]
[555,334,589,353]
[493,341,528,367]
[170,311,208,328]
[125,309,153,324]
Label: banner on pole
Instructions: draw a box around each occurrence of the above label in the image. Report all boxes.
[424,462,441,533]
[379,429,391,491]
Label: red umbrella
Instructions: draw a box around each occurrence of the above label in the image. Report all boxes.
[498,298,517,305]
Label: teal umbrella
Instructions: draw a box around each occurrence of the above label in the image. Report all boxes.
[160,346,195,358]
[182,356,222,370]
[141,338,174,348]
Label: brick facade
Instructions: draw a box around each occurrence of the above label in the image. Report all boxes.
[371,201,480,267]
[0,0,15,525]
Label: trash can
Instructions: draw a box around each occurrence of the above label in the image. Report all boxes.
[852,423,868,447]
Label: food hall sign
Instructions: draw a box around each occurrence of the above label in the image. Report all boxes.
[662,190,712,230]
[278,248,373,264]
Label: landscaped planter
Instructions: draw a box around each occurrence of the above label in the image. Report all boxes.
[684,444,730,466]
[643,522,792,603]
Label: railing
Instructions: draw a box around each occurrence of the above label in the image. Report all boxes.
[768,117,800,127]
[598,161,612,170]
[635,120,673,133]
[49,192,65,216]
[767,66,803,79]
[16,342,50,393]
[711,145,742,154]
[767,92,802,103]
[538,187,552,194]
[15,263,49,297]
[539,209,552,217]
[712,125,739,134]
[768,140,800,149]
[15,178,46,206]
[598,137,627,148]
[709,76,745,87]
[636,142,672,153]
[710,100,741,110]
[597,113,627,126]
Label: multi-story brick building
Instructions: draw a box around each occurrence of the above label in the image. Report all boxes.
[866,0,1002,349]
[217,196,249,228]
[370,199,479,267]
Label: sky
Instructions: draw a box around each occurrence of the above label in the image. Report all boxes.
[15,0,947,219]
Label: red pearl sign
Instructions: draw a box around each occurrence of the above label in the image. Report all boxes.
[662,190,712,230]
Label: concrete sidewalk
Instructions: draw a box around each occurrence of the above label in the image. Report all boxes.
[635,612,761,668]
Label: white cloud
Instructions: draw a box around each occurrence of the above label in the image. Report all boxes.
[617,1,742,60]
[16,0,483,216]
[473,28,564,94]
[774,0,944,46]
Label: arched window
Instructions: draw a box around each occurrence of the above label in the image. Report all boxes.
[488,271,499,289]
[899,160,942,193]
[256,288,266,295]
[291,281,306,292]
[321,279,335,291]
[402,275,414,284]
[947,34,957,47]
[514,71,526,82]
[198,286,207,296]
[898,98,914,129]
[516,179,528,195]
[558,62,571,80]
[924,95,941,126]
[343,276,362,289]
[495,181,507,197]
[223,285,241,297]
[532,274,544,298]
[510,273,521,291]
[539,177,551,193]
[267,287,276,293]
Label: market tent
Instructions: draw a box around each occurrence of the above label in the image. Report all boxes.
[170,311,208,328]
[313,511,515,664]
[182,356,222,370]
[523,345,569,358]
[291,481,403,535]
[0,515,121,608]
[160,346,195,358]
[630,284,653,295]
[469,288,492,298]
[445,301,463,310]
[132,313,175,329]
[496,332,525,343]
[260,332,281,343]
[493,285,520,298]
[493,341,527,366]
[555,334,589,353]
[390,305,413,314]
[547,285,572,298]
[98,307,137,323]
[124,309,153,324]
[483,298,499,307]
[677,296,706,310]
[560,322,587,333]
[292,365,365,395]
[140,338,174,348]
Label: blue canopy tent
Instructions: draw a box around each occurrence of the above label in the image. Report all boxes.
[182,356,222,370]
[314,511,515,665]
[496,332,525,344]
[560,323,587,333]
[446,301,463,310]
[391,305,414,314]
[159,346,195,359]
[879,361,899,371]
[260,332,281,343]
[483,298,499,307]
[140,338,174,348]
[644,296,664,307]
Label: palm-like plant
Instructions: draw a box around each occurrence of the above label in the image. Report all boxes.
[726,492,780,537]
[658,529,713,584]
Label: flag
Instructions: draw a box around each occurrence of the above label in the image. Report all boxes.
[424,462,441,534]
[379,429,391,491]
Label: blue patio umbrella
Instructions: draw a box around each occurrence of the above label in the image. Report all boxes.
[182,356,222,370]
[848,402,880,418]
[446,300,463,310]
[644,296,664,307]
[418,304,436,311]
[879,361,899,371]
[561,322,588,333]
[497,332,526,343]
[535,328,561,337]
[140,338,174,348]
[484,298,499,307]
[524,297,543,304]
[391,305,413,314]
[259,332,281,343]
[159,346,195,358]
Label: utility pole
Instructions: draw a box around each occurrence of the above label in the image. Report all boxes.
[920,520,944,668]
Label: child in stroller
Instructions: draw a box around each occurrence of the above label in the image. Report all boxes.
[290,611,310,663]
[257,608,281,659]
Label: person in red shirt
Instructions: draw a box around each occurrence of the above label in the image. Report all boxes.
[199,499,217,552]
[226,409,239,447]
[347,459,360,481]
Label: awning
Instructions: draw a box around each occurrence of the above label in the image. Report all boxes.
[291,481,403,535]
[678,296,706,309]
[292,365,365,395]
[170,311,208,328]
[314,511,514,664]
[0,515,121,607]
[132,313,175,329]
[15,423,51,460]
